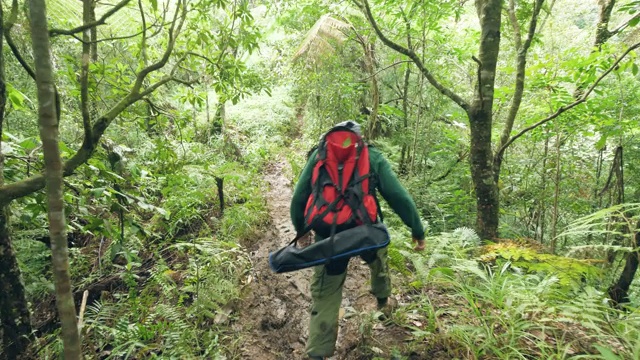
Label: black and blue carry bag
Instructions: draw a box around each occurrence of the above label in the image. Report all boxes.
[268,223,390,273]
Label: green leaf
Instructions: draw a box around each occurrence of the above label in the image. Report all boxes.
[19,137,39,151]
[110,242,123,261]
[92,187,106,197]
[429,267,455,278]
[594,345,622,360]
[149,0,157,11]
[595,135,608,150]
[632,62,639,76]
[6,83,28,110]
[58,141,74,156]
[630,16,640,28]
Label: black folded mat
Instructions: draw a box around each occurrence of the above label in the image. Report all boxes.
[268,223,390,273]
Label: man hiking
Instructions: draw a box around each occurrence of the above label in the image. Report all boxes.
[289,120,426,359]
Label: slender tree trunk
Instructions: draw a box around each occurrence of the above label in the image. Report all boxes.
[202,74,209,141]
[494,0,544,183]
[538,130,550,243]
[0,4,32,358]
[602,146,625,264]
[550,130,562,252]
[30,1,81,358]
[363,41,380,139]
[89,0,97,61]
[399,64,411,175]
[468,0,503,240]
[410,16,428,175]
[81,0,93,141]
[608,221,640,305]
[219,101,226,136]
[409,75,424,175]
[594,148,604,207]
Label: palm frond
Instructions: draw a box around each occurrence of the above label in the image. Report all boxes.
[293,14,353,61]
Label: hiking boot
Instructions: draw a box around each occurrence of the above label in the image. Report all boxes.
[376,296,398,320]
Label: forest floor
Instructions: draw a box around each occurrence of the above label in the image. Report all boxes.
[235,159,446,360]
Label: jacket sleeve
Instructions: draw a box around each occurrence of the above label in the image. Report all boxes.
[374,151,425,240]
[290,150,317,234]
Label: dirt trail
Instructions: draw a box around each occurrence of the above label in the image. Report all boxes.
[238,160,380,360]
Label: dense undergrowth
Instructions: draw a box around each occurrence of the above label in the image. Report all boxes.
[15,84,640,359]
[348,210,640,359]
[15,87,301,359]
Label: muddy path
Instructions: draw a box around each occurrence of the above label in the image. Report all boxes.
[237,159,384,360]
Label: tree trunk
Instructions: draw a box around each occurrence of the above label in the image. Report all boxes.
[362,41,379,139]
[81,0,93,142]
[538,129,550,243]
[550,130,562,252]
[608,221,640,305]
[399,64,411,175]
[0,4,33,358]
[409,74,424,175]
[216,177,224,215]
[468,0,503,240]
[595,0,615,48]
[0,207,32,360]
[468,107,499,240]
[30,0,81,358]
[598,146,626,264]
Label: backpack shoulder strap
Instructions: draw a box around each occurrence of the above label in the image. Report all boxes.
[306,145,319,160]
[365,153,385,223]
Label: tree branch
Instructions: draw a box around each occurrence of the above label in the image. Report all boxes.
[185,51,217,65]
[498,0,544,154]
[361,0,470,111]
[471,56,482,108]
[49,0,131,37]
[496,40,640,160]
[4,0,35,80]
[507,0,522,51]
[66,18,160,44]
[132,0,186,93]
[138,0,148,65]
[358,60,412,81]
[610,12,640,37]
[0,0,188,206]
[137,77,173,98]
[428,151,468,184]
[538,0,556,33]
[598,145,622,197]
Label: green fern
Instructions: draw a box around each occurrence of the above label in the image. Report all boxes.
[480,242,603,287]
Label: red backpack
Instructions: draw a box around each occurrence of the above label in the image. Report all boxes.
[303,125,379,238]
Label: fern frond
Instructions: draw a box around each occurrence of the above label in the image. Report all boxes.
[452,227,481,246]
[558,203,640,244]
[566,244,633,258]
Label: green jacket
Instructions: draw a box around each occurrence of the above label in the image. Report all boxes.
[290,146,425,240]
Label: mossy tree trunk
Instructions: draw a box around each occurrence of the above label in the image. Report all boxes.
[30,0,81,357]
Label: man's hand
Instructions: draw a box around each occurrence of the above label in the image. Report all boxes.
[413,238,425,252]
